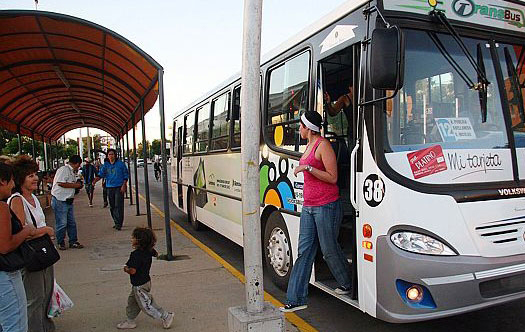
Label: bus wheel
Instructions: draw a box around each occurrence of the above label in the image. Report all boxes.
[264,211,292,291]
[187,189,202,231]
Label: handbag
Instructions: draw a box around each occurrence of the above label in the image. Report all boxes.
[25,214,60,272]
[23,201,60,272]
[0,213,35,272]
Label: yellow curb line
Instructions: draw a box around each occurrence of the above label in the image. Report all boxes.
[136,193,317,332]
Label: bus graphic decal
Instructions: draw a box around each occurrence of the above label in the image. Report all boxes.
[193,158,208,208]
[260,154,297,211]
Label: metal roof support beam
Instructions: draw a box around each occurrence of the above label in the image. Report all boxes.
[158,70,173,260]
[140,100,152,228]
[48,138,54,170]
[132,112,140,216]
[17,124,21,155]
[119,131,128,200]
[125,122,133,206]
[31,131,35,160]
[42,140,47,172]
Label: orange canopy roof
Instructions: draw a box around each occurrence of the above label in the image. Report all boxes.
[0,10,162,141]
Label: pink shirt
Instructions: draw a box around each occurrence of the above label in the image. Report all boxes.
[299,137,339,207]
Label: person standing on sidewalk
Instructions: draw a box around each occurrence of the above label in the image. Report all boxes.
[117,227,174,330]
[9,155,56,332]
[0,161,37,332]
[81,158,97,207]
[51,155,84,250]
[93,149,128,230]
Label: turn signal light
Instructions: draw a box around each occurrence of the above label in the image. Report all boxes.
[363,224,372,238]
[362,241,373,250]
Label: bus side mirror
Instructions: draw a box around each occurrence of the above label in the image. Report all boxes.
[369,26,404,90]
[232,104,240,120]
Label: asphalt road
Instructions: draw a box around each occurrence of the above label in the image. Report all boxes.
[131,165,525,332]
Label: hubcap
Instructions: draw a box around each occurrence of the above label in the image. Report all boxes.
[267,227,291,277]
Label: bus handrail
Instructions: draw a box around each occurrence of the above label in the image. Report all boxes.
[350,138,359,210]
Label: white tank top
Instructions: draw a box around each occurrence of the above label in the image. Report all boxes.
[7,193,47,228]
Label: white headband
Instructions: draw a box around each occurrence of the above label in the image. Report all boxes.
[301,114,320,132]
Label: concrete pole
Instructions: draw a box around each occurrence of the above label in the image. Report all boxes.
[141,101,153,228]
[229,1,283,329]
[79,128,83,160]
[158,69,174,260]
[132,118,140,216]
[240,0,264,314]
[125,125,133,205]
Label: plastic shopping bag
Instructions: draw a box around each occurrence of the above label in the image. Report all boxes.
[47,280,74,318]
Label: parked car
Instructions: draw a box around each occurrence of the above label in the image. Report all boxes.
[137,158,144,167]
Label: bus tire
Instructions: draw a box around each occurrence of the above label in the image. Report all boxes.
[187,189,203,231]
[264,211,292,291]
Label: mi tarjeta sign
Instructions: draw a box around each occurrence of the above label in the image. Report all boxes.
[384,0,525,31]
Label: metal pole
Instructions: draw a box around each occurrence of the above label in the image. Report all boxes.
[125,124,133,205]
[121,130,128,199]
[158,69,173,260]
[240,0,264,314]
[31,132,36,160]
[141,101,152,228]
[87,127,91,160]
[17,124,21,155]
[132,116,140,216]
[49,139,54,169]
[43,140,48,172]
[79,128,83,160]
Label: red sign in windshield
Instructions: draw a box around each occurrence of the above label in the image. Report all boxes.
[407,145,447,179]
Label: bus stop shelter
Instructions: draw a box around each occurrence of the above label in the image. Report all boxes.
[0,10,173,259]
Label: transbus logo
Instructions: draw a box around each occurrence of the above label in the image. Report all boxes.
[452,0,524,28]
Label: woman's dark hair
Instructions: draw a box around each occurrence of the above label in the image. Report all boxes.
[132,227,157,252]
[301,110,322,132]
[0,161,14,183]
[12,155,39,194]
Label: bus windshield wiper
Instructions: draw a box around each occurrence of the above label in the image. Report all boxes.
[430,9,490,122]
[503,46,525,126]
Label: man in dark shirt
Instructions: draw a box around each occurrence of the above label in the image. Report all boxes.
[81,158,97,207]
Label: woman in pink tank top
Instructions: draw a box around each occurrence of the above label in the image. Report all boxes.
[280,111,352,313]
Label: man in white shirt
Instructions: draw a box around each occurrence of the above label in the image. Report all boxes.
[51,155,84,250]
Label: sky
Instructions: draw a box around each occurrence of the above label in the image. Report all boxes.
[0,0,347,143]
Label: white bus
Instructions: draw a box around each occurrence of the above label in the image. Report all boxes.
[171,0,525,322]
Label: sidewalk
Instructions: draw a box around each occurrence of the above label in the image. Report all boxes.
[46,189,300,331]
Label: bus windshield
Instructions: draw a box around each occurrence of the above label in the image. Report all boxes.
[383,28,525,185]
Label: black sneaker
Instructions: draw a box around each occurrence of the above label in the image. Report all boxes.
[279,304,307,313]
[335,286,351,295]
[58,243,67,250]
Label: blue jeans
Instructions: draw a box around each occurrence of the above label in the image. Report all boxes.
[286,199,351,306]
[0,270,28,332]
[51,196,78,246]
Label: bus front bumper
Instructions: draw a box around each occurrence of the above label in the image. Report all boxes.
[376,236,525,323]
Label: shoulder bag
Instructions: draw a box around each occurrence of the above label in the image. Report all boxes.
[19,199,60,272]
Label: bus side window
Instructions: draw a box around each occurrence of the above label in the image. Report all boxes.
[210,92,230,151]
[183,111,195,154]
[195,103,210,152]
[265,51,310,153]
[231,86,241,148]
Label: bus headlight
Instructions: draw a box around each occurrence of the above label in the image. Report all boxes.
[390,231,456,256]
